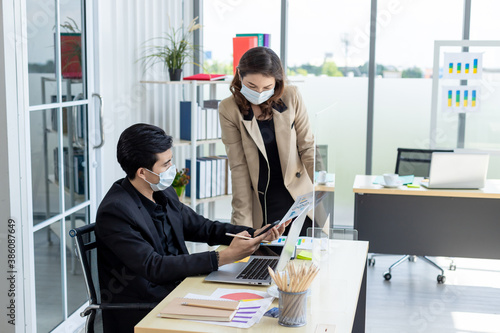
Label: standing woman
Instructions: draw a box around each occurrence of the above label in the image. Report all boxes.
[219,47,315,235]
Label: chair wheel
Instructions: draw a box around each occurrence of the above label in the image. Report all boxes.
[437,275,446,284]
[449,264,456,271]
[368,258,375,266]
[383,272,392,281]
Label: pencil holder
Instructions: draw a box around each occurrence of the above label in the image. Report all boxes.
[278,289,307,327]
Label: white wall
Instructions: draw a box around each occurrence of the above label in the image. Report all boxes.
[96,0,195,198]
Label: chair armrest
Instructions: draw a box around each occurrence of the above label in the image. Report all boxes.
[81,303,157,317]
[99,303,157,311]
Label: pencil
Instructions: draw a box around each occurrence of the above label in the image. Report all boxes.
[225,233,252,240]
[180,302,236,311]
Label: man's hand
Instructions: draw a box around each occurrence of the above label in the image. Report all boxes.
[218,230,270,266]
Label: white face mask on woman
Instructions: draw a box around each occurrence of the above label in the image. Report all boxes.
[144,165,176,192]
[240,82,275,105]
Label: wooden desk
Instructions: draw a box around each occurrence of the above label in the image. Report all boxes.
[353,175,500,259]
[315,180,335,192]
[135,240,368,333]
[353,175,500,199]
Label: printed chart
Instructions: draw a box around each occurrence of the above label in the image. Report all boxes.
[443,52,483,79]
[442,86,481,113]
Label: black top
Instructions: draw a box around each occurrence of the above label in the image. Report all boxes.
[257,117,295,227]
[135,189,179,256]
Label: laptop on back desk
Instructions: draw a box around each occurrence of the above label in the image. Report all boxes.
[421,152,489,189]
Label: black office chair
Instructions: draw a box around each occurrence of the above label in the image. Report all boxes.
[69,223,156,333]
[369,148,453,284]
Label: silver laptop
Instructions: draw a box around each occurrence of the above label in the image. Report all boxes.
[205,210,307,285]
[421,152,489,189]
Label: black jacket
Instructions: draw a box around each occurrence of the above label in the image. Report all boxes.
[95,178,253,332]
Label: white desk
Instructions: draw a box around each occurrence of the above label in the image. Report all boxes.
[135,240,368,333]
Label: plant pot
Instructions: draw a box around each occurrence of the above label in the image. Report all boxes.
[173,185,186,201]
[169,68,183,81]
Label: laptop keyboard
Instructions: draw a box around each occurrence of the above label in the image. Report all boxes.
[236,258,279,280]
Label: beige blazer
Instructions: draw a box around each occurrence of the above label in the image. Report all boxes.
[219,85,315,229]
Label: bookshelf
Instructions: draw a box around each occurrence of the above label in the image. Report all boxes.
[41,77,88,213]
[141,79,231,211]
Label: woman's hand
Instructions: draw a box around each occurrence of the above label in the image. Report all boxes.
[255,219,292,242]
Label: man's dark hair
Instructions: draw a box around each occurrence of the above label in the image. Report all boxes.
[117,123,173,179]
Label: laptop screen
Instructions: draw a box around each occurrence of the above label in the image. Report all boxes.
[428,152,489,189]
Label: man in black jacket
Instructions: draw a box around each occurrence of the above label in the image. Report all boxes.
[95,123,283,332]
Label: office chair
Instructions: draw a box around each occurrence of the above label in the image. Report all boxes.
[370,148,453,284]
[69,223,156,333]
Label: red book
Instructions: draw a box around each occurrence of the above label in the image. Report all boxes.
[183,73,227,81]
[232,36,258,74]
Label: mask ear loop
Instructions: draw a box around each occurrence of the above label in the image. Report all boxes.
[142,168,160,186]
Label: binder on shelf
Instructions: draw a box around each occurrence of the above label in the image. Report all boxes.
[235,33,270,47]
[198,106,206,140]
[206,108,214,140]
[204,100,222,139]
[217,111,222,139]
[219,157,227,195]
[183,73,227,81]
[264,34,271,47]
[219,155,232,195]
[209,157,218,196]
[209,156,226,196]
[186,156,231,199]
[213,108,219,139]
[181,102,206,141]
[233,36,258,74]
[203,100,221,109]
[186,159,206,199]
[180,101,193,141]
[216,157,223,196]
[200,159,207,198]
[199,157,213,198]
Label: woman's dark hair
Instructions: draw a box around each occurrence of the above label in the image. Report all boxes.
[230,47,286,119]
[117,123,173,179]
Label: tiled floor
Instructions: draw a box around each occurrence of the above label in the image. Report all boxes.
[365,254,500,333]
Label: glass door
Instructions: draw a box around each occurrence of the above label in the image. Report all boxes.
[26,0,97,331]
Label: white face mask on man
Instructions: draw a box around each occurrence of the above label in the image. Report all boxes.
[240,82,275,105]
[144,164,176,192]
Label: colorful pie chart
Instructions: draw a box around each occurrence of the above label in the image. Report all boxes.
[220,292,264,302]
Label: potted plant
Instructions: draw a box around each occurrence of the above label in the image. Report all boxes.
[141,17,201,81]
[172,168,190,200]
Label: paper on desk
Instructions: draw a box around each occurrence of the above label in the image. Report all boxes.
[263,236,327,251]
[183,290,273,328]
